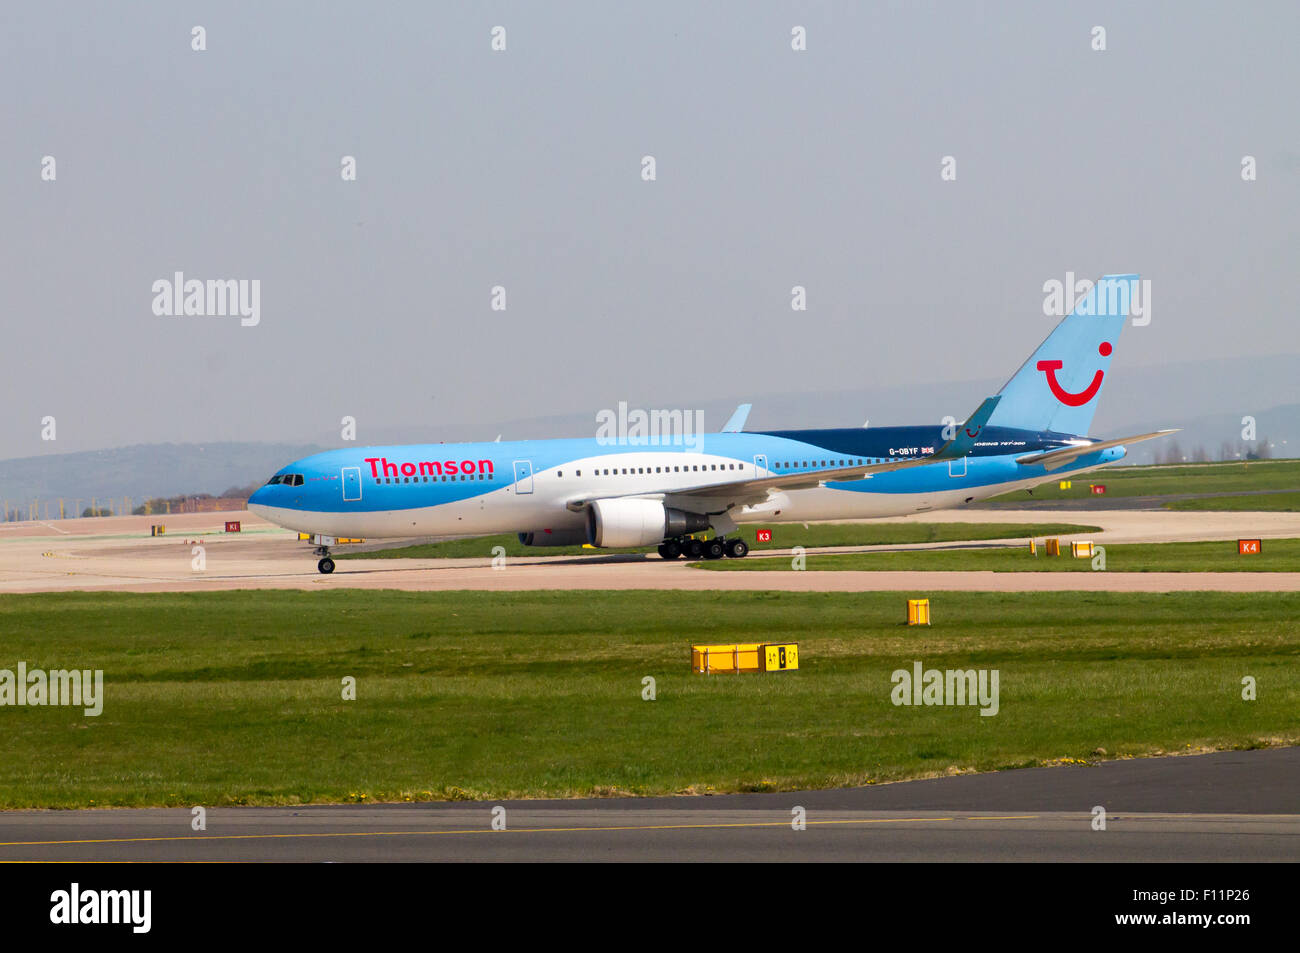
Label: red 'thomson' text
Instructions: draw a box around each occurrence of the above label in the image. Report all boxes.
[365,456,495,478]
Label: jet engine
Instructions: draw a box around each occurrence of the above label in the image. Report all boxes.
[585,498,711,548]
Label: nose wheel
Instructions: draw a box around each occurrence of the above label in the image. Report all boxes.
[314,544,335,574]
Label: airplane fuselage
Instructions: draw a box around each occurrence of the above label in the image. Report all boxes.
[247,425,1123,541]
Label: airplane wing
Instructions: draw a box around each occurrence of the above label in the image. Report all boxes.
[1015,429,1179,472]
[721,403,752,433]
[565,397,1000,514]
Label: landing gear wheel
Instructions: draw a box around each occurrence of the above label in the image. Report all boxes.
[704,540,726,560]
[686,538,706,559]
[317,557,335,574]
[658,541,683,560]
[725,538,749,559]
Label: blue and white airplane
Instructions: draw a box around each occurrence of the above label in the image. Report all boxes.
[249,275,1174,573]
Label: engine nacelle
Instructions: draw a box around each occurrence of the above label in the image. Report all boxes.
[517,529,588,547]
[585,498,710,548]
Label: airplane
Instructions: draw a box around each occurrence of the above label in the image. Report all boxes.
[248,274,1175,574]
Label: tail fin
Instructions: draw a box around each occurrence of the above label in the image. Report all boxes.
[985,274,1137,435]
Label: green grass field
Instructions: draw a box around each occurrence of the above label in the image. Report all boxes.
[1,590,1295,808]
[339,522,1100,560]
[694,538,1300,572]
[990,458,1300,503]
[1163,491,1300,512]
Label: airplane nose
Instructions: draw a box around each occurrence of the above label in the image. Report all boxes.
[247,486,271,513]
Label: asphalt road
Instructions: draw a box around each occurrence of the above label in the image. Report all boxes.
[2,749,1294,862]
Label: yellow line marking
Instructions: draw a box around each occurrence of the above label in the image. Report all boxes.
[0,815,984,848]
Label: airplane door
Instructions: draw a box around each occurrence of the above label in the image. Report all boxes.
[753,454,768,475]
[948,457,967,478]
[513,459,534,494]
[342,466,362,501]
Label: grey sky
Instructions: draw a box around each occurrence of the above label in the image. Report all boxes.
[4,1,1297,456]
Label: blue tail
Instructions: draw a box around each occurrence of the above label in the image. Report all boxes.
[985,274,1137,436]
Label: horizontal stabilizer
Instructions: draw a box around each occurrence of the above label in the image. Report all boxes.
[1015,429,1179,472]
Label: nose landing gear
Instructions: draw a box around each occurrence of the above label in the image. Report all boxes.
[314,544,335,574]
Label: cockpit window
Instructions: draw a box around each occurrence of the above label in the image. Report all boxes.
[266,474,304,486]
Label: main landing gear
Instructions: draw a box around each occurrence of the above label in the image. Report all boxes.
[658,537,749,560]
[314,545,335,574]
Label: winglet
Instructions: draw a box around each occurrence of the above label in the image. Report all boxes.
[933,396,1001,460]
[721,403,752,433]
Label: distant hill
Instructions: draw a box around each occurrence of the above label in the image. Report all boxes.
[0,442,326,509]
[1118,403,1298,465]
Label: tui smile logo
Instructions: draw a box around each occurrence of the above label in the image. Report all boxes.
[1037,342,1111,406]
